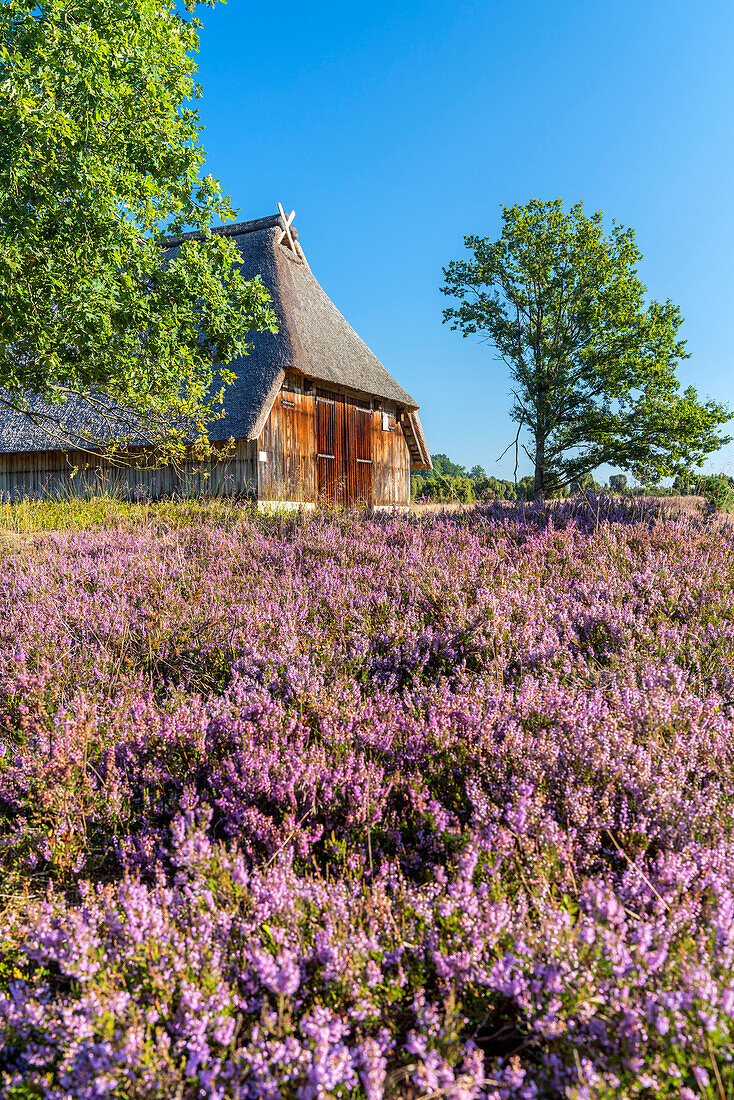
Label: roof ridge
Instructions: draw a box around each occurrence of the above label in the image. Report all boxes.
[163,214,293,249]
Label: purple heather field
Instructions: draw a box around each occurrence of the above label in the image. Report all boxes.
[1,498,734,1098]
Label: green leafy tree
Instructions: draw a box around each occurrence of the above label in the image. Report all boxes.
[569,472,599,494]
[0,0,277,460]
[515,474,535,501]
[442,199,731,501]
[468,464,487,482]
[435,474,454,501]
[453,477,475,504]
[431,453,467,478]
[609,473,628,493]
[410,474,424,501]
[700,474,734,512]
[673,472,698,495]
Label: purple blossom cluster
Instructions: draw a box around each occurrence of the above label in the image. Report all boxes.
[0,499,733,1097]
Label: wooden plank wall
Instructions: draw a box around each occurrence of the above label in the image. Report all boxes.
[0,440,258,502]
[344,398,374,507]
[315,389,345,505]
[0,388,412,507]
[372,402,411,507]
[312,390,408,508]
[258,375,400,509]
[258,389,317,502]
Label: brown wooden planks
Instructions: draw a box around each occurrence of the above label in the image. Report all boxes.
[258,391,316,502]
[0,382,411,507]
[316,389,345,505]
[372,405,410,507]
[344,400,373,507]
[0,440,260,502]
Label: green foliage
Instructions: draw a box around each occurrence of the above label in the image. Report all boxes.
[453,476,474,503]
[486,476,518,500]
[0,0,277,461]
[412,456,535,503]
[410,474,424,502]
[609,473,628,493]
[514,474,536,500]
[569,472,601,493]
[411,453,480,504]
[411,474,471,504]
[673,472,698,495]
[430,453,468,478]
[670,471,734,511]
[442,198,731,500]
[700,474,734,512]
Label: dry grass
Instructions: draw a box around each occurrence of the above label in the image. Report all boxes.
[0,495,257,534]
[0,529,35,552]
[409,501,467,514]
[657,495,706,517]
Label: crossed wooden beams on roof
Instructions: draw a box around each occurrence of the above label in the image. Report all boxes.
[277,202,307,262]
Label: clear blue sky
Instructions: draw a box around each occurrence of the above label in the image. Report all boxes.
[193,0,734,482]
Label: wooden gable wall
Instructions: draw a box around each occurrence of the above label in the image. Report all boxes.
[256,374,411,507]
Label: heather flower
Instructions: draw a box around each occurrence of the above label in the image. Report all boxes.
[1,502,734,1095]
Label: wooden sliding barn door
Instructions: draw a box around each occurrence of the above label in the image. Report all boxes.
[345,399,373,507]
[316,389,374,506]
[316,389,344,505]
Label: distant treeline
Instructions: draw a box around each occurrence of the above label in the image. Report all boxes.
[411,457,734,507]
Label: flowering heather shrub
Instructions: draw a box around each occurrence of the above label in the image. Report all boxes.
[0,498,734,1097]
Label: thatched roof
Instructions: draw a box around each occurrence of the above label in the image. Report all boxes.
[0,212,431,468]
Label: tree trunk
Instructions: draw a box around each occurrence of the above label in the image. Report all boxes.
[534,433,545,503]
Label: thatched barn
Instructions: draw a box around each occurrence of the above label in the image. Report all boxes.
[0,210,431,506]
